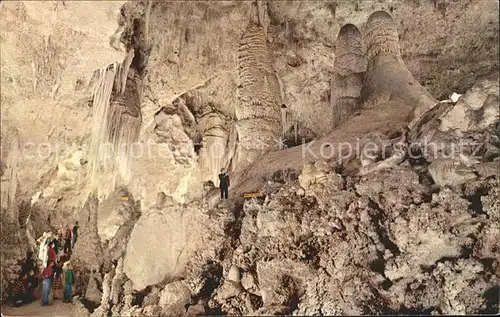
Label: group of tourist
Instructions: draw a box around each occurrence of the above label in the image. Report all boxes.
[8,222,79,307]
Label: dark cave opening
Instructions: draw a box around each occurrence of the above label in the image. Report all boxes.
[80,298,99,313]
[223,202,245,250]
[367,199,401,256]
[479,285,500,314]
[130,18,147,73]
[192,133,203,156]
[465,185,490,216]
[132,285,152,307]
[193,261,223,301]
[369,258,386,276]
[392,305,438,315]
[479,257,497,275]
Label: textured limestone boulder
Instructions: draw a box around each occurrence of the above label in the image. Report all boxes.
[140,305,162,316]
[55,148,86,184]
[439,80,499,134]
[298,161,342,191]
[428,158,477,187]
[85,272,103,304]
[241,272,260,296]
[154,109,196,165]
[256,259,314,309]
[432,259,490,315]
[158,281,191,315]
[215,279,244,301]
[123,204,210,289]
[97,187,139,243]
[384,188,477,281]
[409,80,499,166]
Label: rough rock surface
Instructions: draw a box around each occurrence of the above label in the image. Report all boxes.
[122,202,213,290]
[1,1,499,315]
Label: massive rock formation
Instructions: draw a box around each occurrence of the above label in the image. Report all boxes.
[331,24,366,127]
[362,10,438,128]
[1,1,499,315]
[234,3,282,171]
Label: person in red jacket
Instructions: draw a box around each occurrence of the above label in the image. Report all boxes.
[47,242,57,266]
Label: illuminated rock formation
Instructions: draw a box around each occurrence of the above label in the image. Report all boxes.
[331,24,366,127]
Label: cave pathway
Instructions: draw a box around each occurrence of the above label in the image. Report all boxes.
[1,300,78,316]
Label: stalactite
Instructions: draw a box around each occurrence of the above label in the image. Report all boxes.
[89,63,118,189]
[281,106,287,142]
[116,50,135,96]
[256,0,269,37]
[294,119,298,145]
[144,0,152,48]
[106,103,141,187]
[88,57,142,195]
[224,124,239,173]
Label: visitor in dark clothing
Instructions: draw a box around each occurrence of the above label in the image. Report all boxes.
[72,221,79,248]
[63,224,72,254]
[20,251,37,278]
[218,169,230,200]
[20,251,38,292]
[52,237,61,258]
[52,264,63,299]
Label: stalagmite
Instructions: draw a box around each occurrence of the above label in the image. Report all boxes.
[235,1,281,169]
[362,11,438,127]
[331,24,366,127]
[234,11,437,198]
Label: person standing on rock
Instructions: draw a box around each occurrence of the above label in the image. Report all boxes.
[218,169,230,200]
[63,224,72,255]
[40,260,54,306]
[72,221,79,248]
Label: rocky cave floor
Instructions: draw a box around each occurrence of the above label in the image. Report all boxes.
[2,82,500,316]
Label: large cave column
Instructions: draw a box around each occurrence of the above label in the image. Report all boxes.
[234,2,282,171]
[331,24,367,128]
[362,11,438,127]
